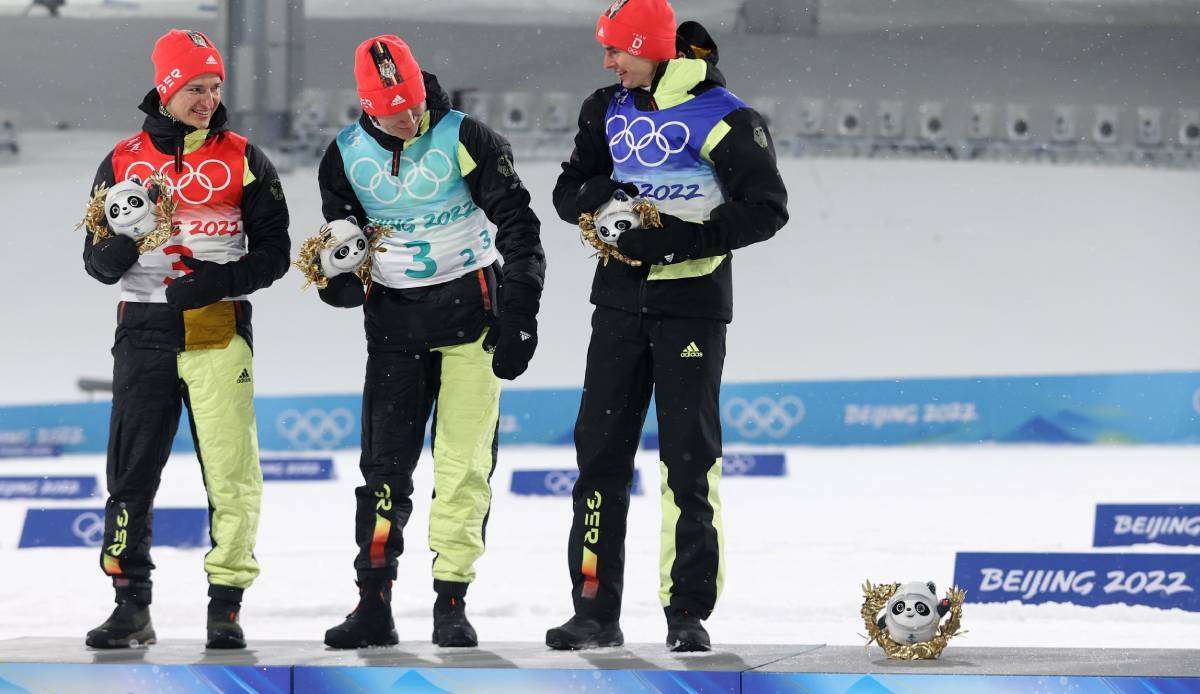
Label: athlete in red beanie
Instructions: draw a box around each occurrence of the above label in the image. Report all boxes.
[151,29,225,128]
[546,0,789,655]
[82,26,291,652]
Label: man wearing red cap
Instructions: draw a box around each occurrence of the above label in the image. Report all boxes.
[82,29,290,650]
[546,0,788,651]
[314,35,544,648]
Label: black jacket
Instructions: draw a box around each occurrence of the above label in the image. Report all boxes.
[552,54,788,323]
[317,72,545,352]
[82,90,291,350]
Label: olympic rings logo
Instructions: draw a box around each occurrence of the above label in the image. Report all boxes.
[722,396,806,439]
[276,408,356,450]
[543,470,578,495]
[125,159,232,205]
[349,149,454,204]
[722,454,757,475]
[71,511,106,547]
[606,115,690,167]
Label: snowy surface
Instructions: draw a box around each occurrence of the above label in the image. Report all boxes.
[0,444,1198,647]
[0,131,1197,404]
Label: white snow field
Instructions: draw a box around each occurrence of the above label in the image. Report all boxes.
[0,445,1198,648]
[0,129,1197,648]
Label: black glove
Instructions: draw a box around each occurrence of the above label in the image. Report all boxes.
[575,176,639,217]
[616,213,702,265]
[88,235,140,280]
[317,271,366,308]
[483,311,538,380]
[166,255,233,311]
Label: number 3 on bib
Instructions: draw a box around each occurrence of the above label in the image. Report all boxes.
[403,240,437,279]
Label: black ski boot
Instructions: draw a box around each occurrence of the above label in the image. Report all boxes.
[206,586,246,649]
[324,578,399,649]
[665,608,711,652]
[545,615,623,650]
[432,592,477,647]
[86,580,155,649]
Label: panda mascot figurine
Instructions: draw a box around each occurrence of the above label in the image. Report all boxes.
[103,175,159,239]
[877,581,951,646]
[317,218,370,278]
[593,188,641,246]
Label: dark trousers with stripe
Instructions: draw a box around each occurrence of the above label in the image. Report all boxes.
[354,333,500,596]
[567,306,726,621]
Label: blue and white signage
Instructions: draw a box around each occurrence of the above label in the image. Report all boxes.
[954,552,1200,612]
[18,508,209,549]
[0,444,61,458]
[1094,504,1200,548]
[511,469,643,497]
[0,476,96,500]
[722,453,786,477]
[260,457,334,481]
[2,371,1198,452]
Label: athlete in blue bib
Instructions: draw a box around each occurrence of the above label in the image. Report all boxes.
[546,0,789,653]
[314,35,545,649]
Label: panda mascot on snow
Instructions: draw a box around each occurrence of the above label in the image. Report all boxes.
[876,581,951,646]
[104,175,160,239]
[593,188,641,246]
[317,218,369,278]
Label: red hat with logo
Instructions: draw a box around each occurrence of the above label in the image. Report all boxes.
[151,29,225,105]
[595,0,677,62]
[354,35,426,116]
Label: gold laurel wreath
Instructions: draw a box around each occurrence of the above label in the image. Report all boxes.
[861,580,966,660]
[577,199,662,267]
[293,223,392,290]
[76,173,177,254]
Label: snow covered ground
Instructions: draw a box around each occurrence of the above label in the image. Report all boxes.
[0,444,1198,647]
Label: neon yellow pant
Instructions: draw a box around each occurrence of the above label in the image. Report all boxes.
[356,332,501,586]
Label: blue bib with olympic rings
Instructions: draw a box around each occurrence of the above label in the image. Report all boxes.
[336,110,495,288]
[605,87,745,223]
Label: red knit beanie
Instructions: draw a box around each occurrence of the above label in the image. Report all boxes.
[595,0,677,62]
[354,35,426,116]
[151,29,225,105]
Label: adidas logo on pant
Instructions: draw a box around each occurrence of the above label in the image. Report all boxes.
[236,368,252,384]
[680,341,703,358]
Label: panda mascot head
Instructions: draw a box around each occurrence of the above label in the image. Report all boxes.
[318,218,369,278]
[879,581,949,646]
[104,176,158,239]
[593,188,641,246]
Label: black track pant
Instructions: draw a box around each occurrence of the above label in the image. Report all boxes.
[101,335,261,594]
[567,306,726,621]
[353,333,500,596]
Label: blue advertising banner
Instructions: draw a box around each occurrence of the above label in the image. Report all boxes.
[511,469,643,496]
[722,453,787,477]
[294,666,737,693]
[0,664,289,694]
[260,457,334,482]
[953,552,1200,612]
[18,508,209,549]
[2,371,1197,453]
[0,444,61,458]
[0,476,96,500]
[1094,504,1200,548]
[744,673,1200,693]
